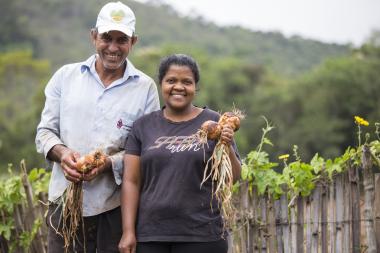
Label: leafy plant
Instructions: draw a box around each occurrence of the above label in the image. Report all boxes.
[0,164,50,251]
[240,115,380,202]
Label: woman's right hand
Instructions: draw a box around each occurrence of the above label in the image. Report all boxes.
[118,232,137,253]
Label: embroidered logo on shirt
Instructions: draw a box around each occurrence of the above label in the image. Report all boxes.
[117,119,123,129]
[116,119,131,131]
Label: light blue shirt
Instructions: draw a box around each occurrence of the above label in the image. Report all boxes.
[36,55,160,216]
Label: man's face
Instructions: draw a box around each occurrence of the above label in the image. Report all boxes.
[92,30,136,71]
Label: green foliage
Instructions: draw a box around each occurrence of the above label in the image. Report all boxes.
[18,219,43,251]
[0,50,50,169]
[241,116,380,200]
[0,219,13,240]
[0,165,50,250]
[242,118,283,198]
[283,160,316,197]
[28,168,51,196]
[0,166,24,213]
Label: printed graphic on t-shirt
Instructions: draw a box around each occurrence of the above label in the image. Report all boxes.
[149,135,202,153]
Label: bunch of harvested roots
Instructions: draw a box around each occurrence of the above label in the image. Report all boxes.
[198,109,244,229]
[54,150,106,252]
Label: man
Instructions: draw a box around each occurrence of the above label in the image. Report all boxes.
[35,2,160,252]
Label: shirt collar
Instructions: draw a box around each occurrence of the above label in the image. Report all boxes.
[80,54,140,81]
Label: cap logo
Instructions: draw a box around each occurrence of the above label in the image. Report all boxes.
[110,10,125,23]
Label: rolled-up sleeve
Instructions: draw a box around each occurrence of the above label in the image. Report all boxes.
[110,151,125,185]
[35,68,64,164]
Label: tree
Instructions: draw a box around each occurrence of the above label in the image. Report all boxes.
[0,50,50,169]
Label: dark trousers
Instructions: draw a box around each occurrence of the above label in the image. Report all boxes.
[47,204,122,253]
[136,239,228,253]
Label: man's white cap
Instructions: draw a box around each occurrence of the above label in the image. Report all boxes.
[96,1,136,37]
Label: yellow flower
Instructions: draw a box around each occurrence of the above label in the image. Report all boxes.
[354,116,369,126]
[278,154,290,160]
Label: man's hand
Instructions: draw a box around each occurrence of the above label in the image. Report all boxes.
[60,149,83,182]
[47,144,83,182]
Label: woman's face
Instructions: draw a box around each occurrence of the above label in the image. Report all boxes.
[161,64,196,112]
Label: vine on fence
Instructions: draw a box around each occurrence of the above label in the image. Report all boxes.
[241,116,380,201]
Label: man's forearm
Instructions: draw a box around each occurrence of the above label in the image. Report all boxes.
[47,144,70,163]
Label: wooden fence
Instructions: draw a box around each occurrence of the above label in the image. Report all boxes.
[230,150,380,253]
[1,150,380,253]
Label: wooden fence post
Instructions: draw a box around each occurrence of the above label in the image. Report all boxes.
[343,172,351,252]
[329,180,336,253]
[260,198,268,253]
[320,183,328,253]
[280,192,291,253]
[335,174,344,253]
[311,184,321,253]
[239,181,249,253]
[290,198,297,253]
[362,145,378,253]
[20,160,46,253]
[296,197,304,253]
[13,204,26,253]
[251,188,260,253]
[305,196,312,253]
[267,196,276,253]
[278,186,292,253]
[274,199,284,253]
[373,173,380,250]
[349,164,361,252]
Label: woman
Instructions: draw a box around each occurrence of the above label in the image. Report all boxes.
[118,54,241,253]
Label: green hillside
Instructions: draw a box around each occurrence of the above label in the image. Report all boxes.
[3,0,378,170]
[1,0,349,75]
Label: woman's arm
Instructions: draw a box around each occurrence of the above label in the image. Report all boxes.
[220,125,242,183]
[119,154,141,253]
[228,145,241,183]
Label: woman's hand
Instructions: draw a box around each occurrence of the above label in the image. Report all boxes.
[220,124,235,146]
[118,232,137,253]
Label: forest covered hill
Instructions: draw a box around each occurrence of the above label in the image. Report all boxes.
[1,0,349,76]
[2,0,379,170]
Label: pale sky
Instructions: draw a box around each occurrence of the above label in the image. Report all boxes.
[138,0,380,46]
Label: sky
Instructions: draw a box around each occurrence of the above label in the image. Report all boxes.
[137,0,380,46]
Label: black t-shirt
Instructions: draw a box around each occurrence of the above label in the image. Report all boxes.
[125,108,240,242]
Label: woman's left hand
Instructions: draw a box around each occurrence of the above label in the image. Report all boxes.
[220,124,235,145]
[118,232,137,253]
